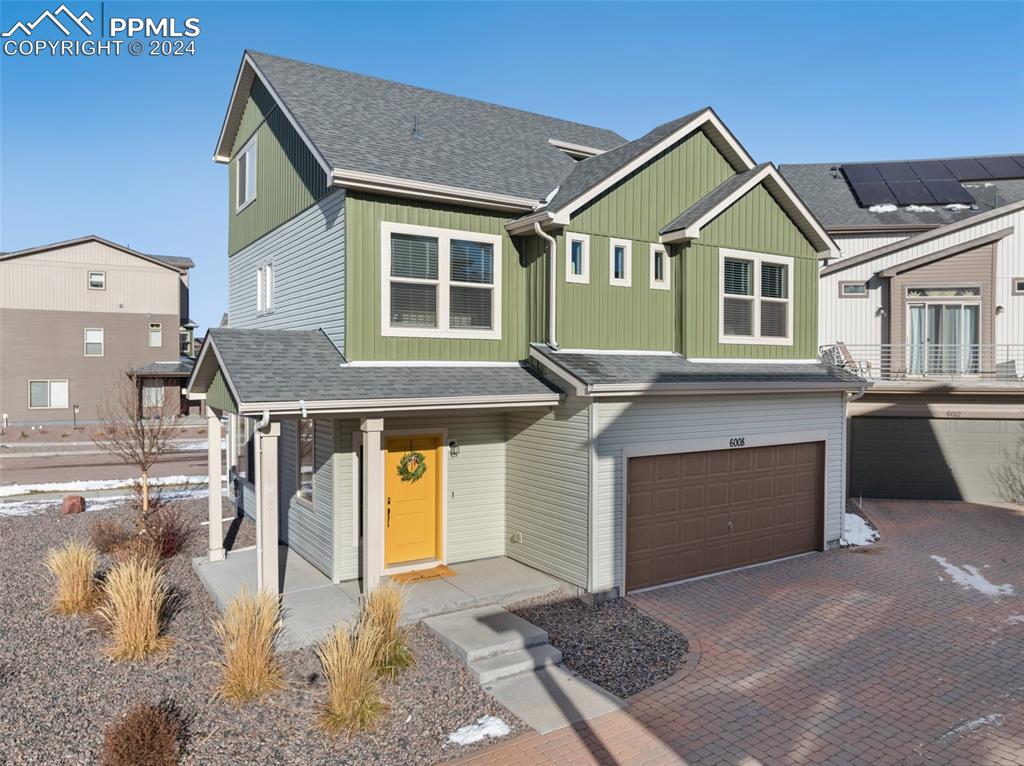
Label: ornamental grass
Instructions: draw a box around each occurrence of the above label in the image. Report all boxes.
[317,623,386,735]
[97,555,172,661]
[46,541,99,615]
[358,582,413,679]
[213,587,284,703]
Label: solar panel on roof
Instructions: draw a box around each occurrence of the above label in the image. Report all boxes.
[877,163,918,183]
[944,158,991,180]
[909,161,955,181]
[888,181,936,205]
[977,156,1024,179]
[849,181,897,207]
[841,164,883,183]
[922,179,975,205]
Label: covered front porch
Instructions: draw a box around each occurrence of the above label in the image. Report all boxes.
[193,549,567,648]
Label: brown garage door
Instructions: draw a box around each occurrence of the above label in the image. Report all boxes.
[626,442,825,591]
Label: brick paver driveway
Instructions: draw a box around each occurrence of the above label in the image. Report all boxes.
[452,500,1024,765]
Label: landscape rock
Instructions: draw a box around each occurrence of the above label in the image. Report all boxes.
[60,495,85,515]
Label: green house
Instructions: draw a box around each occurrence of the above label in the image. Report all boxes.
[188,51,863,616]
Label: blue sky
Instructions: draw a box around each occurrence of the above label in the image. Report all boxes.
[2,1,1022,333]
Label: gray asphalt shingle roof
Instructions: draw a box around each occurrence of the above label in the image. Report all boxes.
[246,51,625,202]
[208,328,560,405]
[130,361,195,377]
[780,161,1024,229]
[530,344,864,390]
[660,163,769,235]
[537,108,709,214]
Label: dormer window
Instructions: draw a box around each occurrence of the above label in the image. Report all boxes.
[236,135,257,211]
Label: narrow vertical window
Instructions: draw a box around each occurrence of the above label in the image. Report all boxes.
[565,234,590,284]
[236,135,257,211]
[609,238,632,287]
[264,262,274,311]
[148,322,162,347]
[297,418,314,505]
[256,266,264,313]
[649,244,670,290]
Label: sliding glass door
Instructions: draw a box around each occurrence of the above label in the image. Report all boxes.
[907,302,979,374]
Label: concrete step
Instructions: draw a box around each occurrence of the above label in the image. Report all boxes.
[469,644,563,684]
[423,605,549,662]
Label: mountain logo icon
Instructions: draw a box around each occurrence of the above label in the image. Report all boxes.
[2,4,94,37]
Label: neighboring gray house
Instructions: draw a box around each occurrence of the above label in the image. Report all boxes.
[0,235,196,425]
[782,157,1024,502]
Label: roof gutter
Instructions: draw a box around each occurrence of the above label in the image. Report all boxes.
[329,168,538,213]
[236,392,562,417]
[533,222,559,350]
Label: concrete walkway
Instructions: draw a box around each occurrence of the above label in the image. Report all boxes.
[192,549,569,649]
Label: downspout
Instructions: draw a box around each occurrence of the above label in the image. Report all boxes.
[533,222,559,349]
[256,408,270,430]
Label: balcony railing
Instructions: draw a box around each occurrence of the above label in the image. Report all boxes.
[820,343,1024,384]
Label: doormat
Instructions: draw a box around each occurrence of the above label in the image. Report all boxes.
[391,564,456,584]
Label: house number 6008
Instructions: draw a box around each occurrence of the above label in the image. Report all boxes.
[729,437,746,448]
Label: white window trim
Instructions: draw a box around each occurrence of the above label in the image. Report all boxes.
[380,221,502,340]
[235,134,257,213]
[148,322,162,348]
[565,232,590,284]
[84,327,105,357]
[263,261,274,313]
[256,266,264,313]
[28,379,69,410]
[839,281,868,299]
[718,248,794,346]
[87,270,106,290]
[296,418,315,508]
[649,243,670,290]
[1012,277,1024,296]
[609,238,632,287]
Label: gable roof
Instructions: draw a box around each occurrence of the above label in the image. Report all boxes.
[0,235,193,272]
[875,227,1014,278]
[188,328,561,415]
[214,51,625,207]
[780,158,1024,231]
[659,163,838,257]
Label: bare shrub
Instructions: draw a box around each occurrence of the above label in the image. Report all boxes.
[359,582,413,678]
[213,588,284,703]
[89,517,132,554]
[991,425,1024,504]
[317,623,386,735]
[112,535,163,567]
[97,556,172,661]
[45,541,99,614]
[142,504,196,559]
[101,701,181,766]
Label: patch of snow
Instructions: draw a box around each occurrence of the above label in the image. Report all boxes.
[1006,615,1024,624]
[447,715,511,746]
[945,203,971,211]
[172,439,227,451]
[941,713,1004,741]
[840,512,879,546]
[0,474,222,499]
[0,486,212,517]
[930,555,1014,597]
[868,204,898,213]
[903,205,934,212]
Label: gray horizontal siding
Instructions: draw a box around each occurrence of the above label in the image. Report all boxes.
[227,189,346,351]
[594,393,847,592]
[279,418,334,577]
[506,397,591,589]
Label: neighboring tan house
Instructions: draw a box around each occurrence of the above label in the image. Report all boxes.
[187,51,864,599]
[781,157,1024,503]
[0,236,196,425]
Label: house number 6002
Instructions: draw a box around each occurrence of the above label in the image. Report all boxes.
[729,437,746,448]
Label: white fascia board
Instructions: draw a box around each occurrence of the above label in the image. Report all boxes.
[330,169,538,213]
[237,393,562,416]
[553,109,756,221]
[587,381,866,396]
[506,210,557,236]
[527,346,589,396]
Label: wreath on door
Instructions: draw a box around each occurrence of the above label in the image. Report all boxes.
[397,450,427,482]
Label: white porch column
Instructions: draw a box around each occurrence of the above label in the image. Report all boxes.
[256,421,281,594]
[360,416,384,593]
[207,409,225,562]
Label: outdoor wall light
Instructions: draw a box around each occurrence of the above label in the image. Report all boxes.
[995,305,1005,315]
[875,307,887,317]
[449,440,459,457]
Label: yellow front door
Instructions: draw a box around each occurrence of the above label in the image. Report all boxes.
[384,435,441,566]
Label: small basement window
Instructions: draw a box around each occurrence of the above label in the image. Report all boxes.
[29,380,69,409]
[236,135,257,211]
[650,244,670,290]
[88,271,106,290]
[565,233,590,284]
[840,282,868,298]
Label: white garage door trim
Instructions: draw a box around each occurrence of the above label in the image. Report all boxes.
[620,428,831,593]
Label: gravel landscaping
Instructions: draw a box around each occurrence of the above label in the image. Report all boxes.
[0,496,522,765]
[510,594,689,699]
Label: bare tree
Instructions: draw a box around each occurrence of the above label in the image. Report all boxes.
[93,373,184,524]
[991,423,1024,505]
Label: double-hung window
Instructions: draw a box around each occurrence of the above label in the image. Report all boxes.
[84,328,104,356]
[382,222,502,339]
[720,249,793,345]
[609,238,632,287]
[649,244,670,290]
[236,136,257,211]
[297,418,314,505]
[148,322,162,347]
[565,233,590,284]
[29,380,69,409]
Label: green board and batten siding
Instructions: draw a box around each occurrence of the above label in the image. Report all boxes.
[227,80,331,256]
